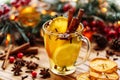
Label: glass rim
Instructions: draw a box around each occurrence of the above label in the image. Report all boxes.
[42,20,84,35]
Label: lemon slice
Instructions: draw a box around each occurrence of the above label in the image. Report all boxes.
[49,16,68,33]
[44,34,68,58]
[53,44,80,67]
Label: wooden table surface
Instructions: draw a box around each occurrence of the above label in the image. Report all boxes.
[0,45,119,80]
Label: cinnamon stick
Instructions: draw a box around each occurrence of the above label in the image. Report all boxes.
[67,9,84,33]
[11,42,30,54]
[0,42,30,58]
[2,45,13,69]
[67,18,78,33]
[0,44,38,59]
[67,9,74,28]
[77,9,84,22]
[73,9,84,31]
[24,47,38,54]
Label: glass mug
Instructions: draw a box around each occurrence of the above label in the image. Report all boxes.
[42,20,91,75]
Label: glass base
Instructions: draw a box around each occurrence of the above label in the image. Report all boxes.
[50,67,76,75]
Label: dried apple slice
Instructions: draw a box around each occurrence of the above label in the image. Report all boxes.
[89,58,117,73]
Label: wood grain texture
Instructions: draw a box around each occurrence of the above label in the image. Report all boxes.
[0,45,119,80]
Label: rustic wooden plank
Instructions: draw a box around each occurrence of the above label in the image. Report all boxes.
[0,46,119,80]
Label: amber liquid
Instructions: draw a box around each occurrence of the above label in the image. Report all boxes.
[43,32,82,75]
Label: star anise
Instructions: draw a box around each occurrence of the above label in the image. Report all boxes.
[39,68,50,79]
[11,64,22,76]
[26,61,38,70]
[14,58,26,66]
[109,38,120,51]
[21,75,28,80]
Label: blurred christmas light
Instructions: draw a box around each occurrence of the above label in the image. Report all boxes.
[31,4,37,7]
[41,10,47,14]
[117,21,120,26]
[10,14,15,20]
[18,6,40,27]
[72,0,77,2]
[98,0,104,3]
[21,6,35,13]
[101,7,107,13]
[50,11,56,16]
[5,34,11,46]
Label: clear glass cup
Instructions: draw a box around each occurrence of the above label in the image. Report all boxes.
[42,20,91,75]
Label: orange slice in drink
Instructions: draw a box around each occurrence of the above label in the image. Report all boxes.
[45,16,68,57]
[44,34,69,58]
[53,44,80,67]
[49,16,68,33]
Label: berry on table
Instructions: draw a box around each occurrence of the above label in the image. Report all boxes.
[9,56,15,63]
[63,3,71,12]
[17,52,23,58]
[31,71,37,78]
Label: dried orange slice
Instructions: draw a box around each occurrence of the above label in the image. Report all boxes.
[90,69,119,80]
[89,58,117,73]
[76,73,90,80]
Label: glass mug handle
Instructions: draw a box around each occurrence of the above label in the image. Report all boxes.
[75,35,91,66]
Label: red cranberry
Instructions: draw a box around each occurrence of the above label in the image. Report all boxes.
[11,0,20,7]
[90,20,97,27]
[1,4,10,14]
[17,52,23,58]
[96,20,106,29]
[107,29,117,40]
[9,56,15,63]
[14,3,21,8]
[63,3,71,12]
[26,0,31,3]
[11,1,17,6]
[92,27,97,31]
[20,0,26,5]
[32,71,37,78]
[70,7,76,13]
[104,27,111,34]
[22,0,31,5]
[82,20,88,27]
[3,8,10,14]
